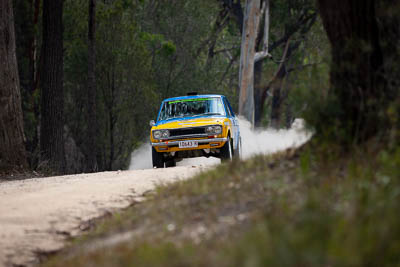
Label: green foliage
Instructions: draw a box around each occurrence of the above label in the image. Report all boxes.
[232,150,400,267]
[61,0,243,171]
[14,0,330,171]
[251,0,328,128]
[160,41,176,57]
[63,0,158,171]
[135,0,238,102]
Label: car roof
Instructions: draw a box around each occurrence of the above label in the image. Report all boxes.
[162,94,224,102]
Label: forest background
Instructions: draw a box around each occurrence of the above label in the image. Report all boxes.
[3,1,400,265]
[7,0,327,174]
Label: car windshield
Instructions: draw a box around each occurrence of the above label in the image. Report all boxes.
[158,97,225,121]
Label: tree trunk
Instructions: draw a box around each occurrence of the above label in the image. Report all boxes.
[109,109,114,171]
[86,0,98,172]
[40,0,65,172]
[269,65,286,129]
[253,1,267,128]
[108,68,116,171]
[238,0,261,125]
[18,0,41,166]
[254,7,316,127]
[253,60,263,127]
[0,0,28,169]
[269,41,296,129]
[317,0,396,143]
[285,99,293,129]
[29,0,40,94]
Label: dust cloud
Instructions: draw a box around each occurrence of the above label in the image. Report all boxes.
[239,118,311,159]
[128,118,311,170]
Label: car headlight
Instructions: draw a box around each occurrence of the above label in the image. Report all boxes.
[153,129,169,139]
[161,130,170,138]
[153,130,162,139]
[205,125,222,134]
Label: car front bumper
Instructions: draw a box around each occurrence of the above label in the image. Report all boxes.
[152,137,228,152]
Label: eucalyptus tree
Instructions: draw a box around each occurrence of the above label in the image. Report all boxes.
[317,0,400,144]
[0,0,28,169]
[13,0,41,167]
[40,0,66,173]
[237,0,317,127]
[238,0,272,125]
[86,0,97,172]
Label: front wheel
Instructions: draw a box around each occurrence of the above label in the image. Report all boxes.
[220,137,233,161]
[152,147,164,168]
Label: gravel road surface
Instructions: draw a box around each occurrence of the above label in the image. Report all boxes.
[0,119,310,267]
[0,166,208,267]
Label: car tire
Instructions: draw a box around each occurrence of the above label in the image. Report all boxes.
[152,147,164,168]
[220,136,233,161]
[165,159,176,168]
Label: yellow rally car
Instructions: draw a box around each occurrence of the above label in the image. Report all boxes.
[150,94,241,168]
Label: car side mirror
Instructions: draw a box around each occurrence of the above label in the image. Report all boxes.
[149,120,155,127]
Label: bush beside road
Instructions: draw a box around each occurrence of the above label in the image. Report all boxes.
[43,142,400,267]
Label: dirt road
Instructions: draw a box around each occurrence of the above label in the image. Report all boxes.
[0,119,310,267]
[0,166,208,267]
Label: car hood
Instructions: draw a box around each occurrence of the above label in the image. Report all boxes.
[154,116,226,129]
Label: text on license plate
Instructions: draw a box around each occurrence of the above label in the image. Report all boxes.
[179,141,198,148]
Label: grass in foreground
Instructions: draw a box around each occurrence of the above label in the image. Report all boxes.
[43,141,400,267]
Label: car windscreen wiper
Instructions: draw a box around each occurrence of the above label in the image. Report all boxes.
[198,112,223,116]
[163,116,179,120]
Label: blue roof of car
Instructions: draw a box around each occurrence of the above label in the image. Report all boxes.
[162,94,224,102]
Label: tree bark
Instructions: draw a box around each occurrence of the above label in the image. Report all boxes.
[87,0,98,172]
[253,60,263,127]
[0,0,28,169]
[29,0,40,94]
[254,0,270,62]
[253,0,268,128]
[24,0,41,164]
[40,0,65,172]
[317,0,400,143]
[238,0,261,125]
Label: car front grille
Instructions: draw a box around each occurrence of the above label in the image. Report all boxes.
[169,127,206,138]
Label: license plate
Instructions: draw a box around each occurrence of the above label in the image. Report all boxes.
[179,141,198,148]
